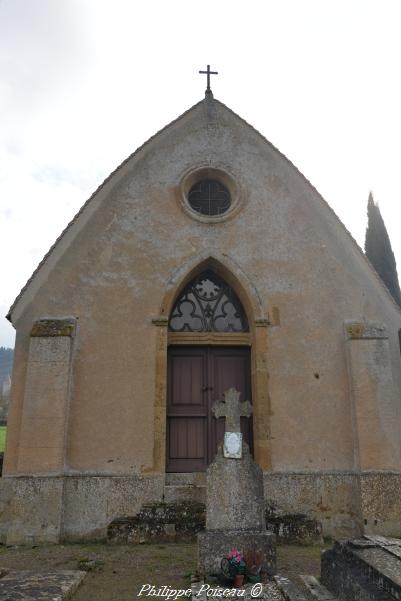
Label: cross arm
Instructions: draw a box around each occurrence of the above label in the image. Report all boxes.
[240,400,253,419]
[211,400,225,420]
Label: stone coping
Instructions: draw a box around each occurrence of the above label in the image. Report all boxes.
[3,469,401,479]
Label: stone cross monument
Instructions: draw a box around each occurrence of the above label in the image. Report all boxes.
[212,388,252,458]
[198,387,276,577]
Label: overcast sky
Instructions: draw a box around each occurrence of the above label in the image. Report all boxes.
[1,0,401,347]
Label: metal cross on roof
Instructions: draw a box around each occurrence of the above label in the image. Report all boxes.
[212,387,252,433]
[199,64,218,94]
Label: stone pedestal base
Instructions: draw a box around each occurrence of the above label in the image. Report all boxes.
[198,530,276,576]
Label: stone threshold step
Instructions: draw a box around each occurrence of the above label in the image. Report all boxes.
[165,472,206,486]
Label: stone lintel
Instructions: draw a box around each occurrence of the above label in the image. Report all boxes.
[345,320,388,340]
[31,318,76,338]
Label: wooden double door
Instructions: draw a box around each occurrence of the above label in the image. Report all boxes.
[166,346,253,472]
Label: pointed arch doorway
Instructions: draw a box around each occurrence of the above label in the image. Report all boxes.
[166,270,253,472]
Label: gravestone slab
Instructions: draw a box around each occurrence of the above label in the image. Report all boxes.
[0,569,85,600]
[321,535,401,600]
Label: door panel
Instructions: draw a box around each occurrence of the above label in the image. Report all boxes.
[168,418,206,458]
[166,346,252,472]
[210,348,253,462]
[167,348,207,472]
[170,355,204,411]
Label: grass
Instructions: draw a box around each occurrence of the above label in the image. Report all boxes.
[0,542,329,600]
[0,426,6,452]
[0,542,197,601]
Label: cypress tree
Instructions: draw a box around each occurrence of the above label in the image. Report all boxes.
[365,191,401,306]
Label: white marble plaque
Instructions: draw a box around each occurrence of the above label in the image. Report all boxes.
[223,431,242,458]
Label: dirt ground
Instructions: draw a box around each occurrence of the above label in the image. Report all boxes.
[0,542,329,600]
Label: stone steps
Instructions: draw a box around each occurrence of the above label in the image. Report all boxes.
[107,500,205,543]
[163,485,206,503]
[164,473,206,503]
[164,476,322,544]
[266,513,322,545]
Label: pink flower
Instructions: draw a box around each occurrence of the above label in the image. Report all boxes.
[226,548,243,562]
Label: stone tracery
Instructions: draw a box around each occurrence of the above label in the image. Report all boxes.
[169,270,249,332]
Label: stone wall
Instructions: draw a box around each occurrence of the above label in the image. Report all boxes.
[263,471,363,538]
[61,474,164,541]
[1,470,400,543]
[360,472,401,536]
[0,474,164,544]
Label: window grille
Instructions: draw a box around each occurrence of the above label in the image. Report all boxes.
[188,179,231,216]
[169,270,248,332]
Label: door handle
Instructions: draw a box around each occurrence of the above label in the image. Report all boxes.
[202,386,214,392]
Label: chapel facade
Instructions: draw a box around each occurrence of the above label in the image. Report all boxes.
[1,92,401,543]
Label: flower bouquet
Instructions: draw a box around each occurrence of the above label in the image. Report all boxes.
[221,548,246,587]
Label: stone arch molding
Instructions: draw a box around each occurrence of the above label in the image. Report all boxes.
[152,252,272,474]
[159,252,266,327]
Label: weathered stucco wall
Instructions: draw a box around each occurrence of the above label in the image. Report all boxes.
[2,96,401,540]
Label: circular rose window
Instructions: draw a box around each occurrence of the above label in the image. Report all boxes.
[188,179,231,216]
